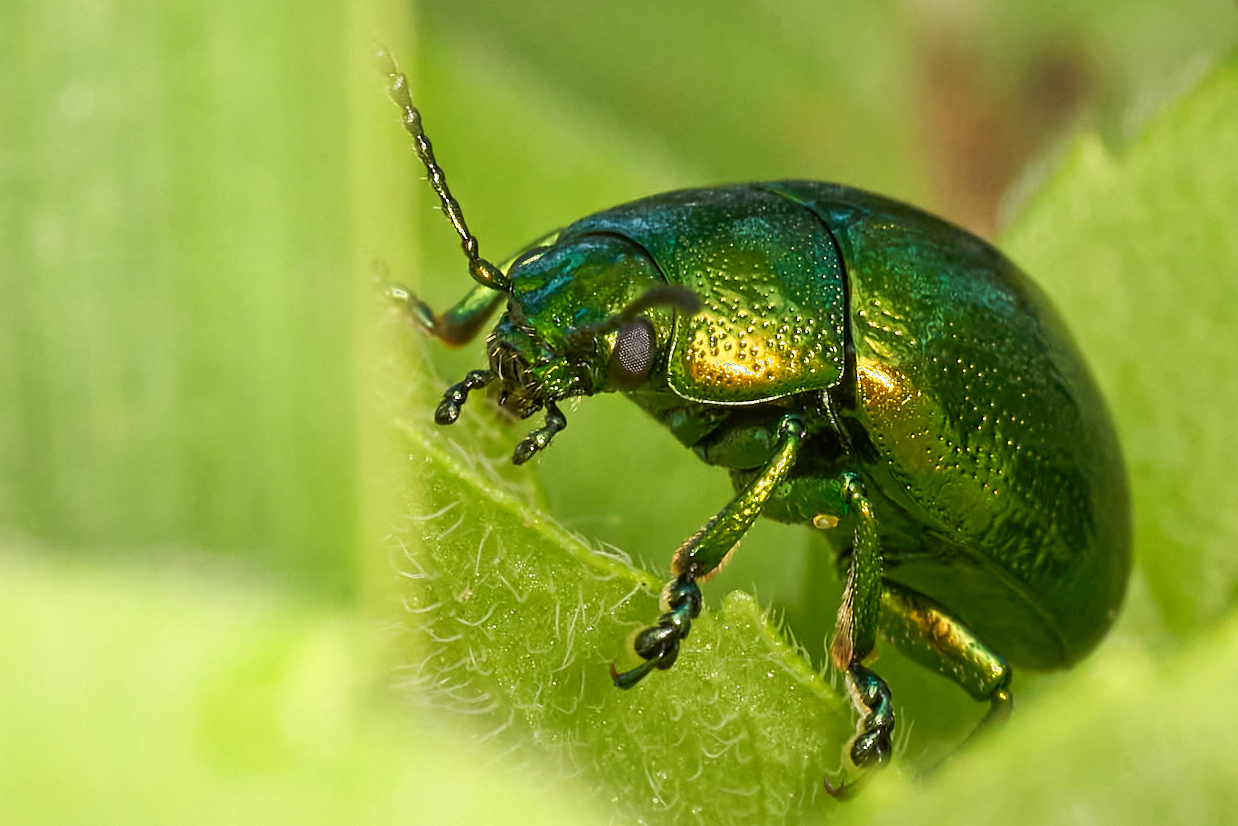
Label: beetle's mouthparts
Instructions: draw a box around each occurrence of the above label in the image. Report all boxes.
[488,338,532,387]
[481,335,543,420]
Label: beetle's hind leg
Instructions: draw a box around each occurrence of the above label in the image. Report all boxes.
[609,414,806,689]
[878,581,1013,754]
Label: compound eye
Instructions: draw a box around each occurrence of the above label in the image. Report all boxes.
[608,318,656,389]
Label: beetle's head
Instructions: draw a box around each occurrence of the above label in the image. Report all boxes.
[375,48,698,465]
[457,234,700,464]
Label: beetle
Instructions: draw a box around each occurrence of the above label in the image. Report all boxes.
[376,47,1131,792]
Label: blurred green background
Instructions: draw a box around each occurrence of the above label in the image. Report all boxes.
[3,0,1238,823]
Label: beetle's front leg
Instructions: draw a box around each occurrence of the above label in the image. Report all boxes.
[387,281,504,425]
[825,474,895,796]
[389,280,505,347]
[435,369,495,425]
[610,414,806,689]
[512,401,567,465]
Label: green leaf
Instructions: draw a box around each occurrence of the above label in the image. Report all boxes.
[378,320,853,823]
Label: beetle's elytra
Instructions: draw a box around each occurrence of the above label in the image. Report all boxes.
[377,47,1131,793]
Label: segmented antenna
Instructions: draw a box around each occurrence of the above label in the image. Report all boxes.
[373,44,509,293]
[566,285,702,349]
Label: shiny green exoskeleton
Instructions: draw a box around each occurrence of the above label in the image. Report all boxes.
[377,49,1130,793]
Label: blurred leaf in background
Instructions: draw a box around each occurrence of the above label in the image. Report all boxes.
[0,0,357,594]
[3,0,1238,823]
[0,538,610,825]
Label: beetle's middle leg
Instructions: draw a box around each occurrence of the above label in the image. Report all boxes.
[609,413,806,690]
[826,474,897,786]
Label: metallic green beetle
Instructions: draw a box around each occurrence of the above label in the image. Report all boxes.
[378,49,1130,791]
